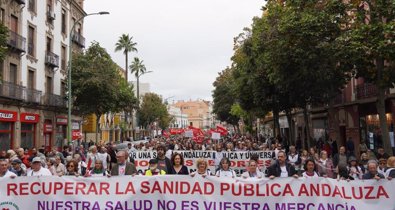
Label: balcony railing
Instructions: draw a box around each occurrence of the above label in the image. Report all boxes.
[356,83,378,99]
[45,93,66,107]
[72,32,86,48]
[45,51,59,68]
[14,0,25,5]
[0,81,25,100]
[25,88,42,104]
[7,31,26,53]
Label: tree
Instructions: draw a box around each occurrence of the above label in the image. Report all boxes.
[344,0,395,155]
[130,57,147,104]
[212,67,240,129]
[0,24,8,63]
[115,34,137,82]
[71,41,132,142]
[139,93,171,130]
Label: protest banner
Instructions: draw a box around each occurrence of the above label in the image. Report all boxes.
[131,150,274,175]
[0,176,394,210]
[212,132,221,140]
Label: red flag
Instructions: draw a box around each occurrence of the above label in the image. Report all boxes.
[216,125,228,136]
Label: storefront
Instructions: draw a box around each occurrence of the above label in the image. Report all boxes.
[44,119,53,151]
[19,113,39,149]
[360,113,393,151]
[56,116,67,150]
[0,110,17,150]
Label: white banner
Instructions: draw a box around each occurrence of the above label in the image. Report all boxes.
[0,176,394,210]
[212,132,221,139]
[131,150,274,175]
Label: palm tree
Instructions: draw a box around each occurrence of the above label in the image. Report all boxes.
[130,57,146,105]
[115,34,137,82]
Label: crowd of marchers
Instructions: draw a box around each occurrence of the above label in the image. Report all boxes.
[0,135,394,181]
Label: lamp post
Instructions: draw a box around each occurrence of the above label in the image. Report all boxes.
[67,11,109,144]
[135,70,153,140]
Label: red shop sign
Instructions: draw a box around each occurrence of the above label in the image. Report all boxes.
[44,124,53,133]
[56,116,68,125]
[0,110,17,122]
[20,113,40,123]
[72,130,82,140]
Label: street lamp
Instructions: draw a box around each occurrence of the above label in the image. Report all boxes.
[67,11,109,144]
[135,70,153,140]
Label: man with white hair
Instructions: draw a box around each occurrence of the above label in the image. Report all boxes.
[27,157,52,176]
[0,159,16,178]
[362,160,385,180]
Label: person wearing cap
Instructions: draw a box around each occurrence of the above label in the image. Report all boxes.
[144,159,166,176]
[347,156,362,180]
[362,160,385,180]
[11,159,26,176]
[27,157,52,176]
[0,159,16,178]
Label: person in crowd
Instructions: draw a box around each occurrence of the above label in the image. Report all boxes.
[107,143,117,169]
[156,145,172,174]
[127,143,136,159]
[333,146,348,170]
[216,157,236,178]
[74,153,87,175]
[54,156,66,176]
[287,146,301,171]
[346,137,355,157]
[46,158,57,175]
[359,140,368,157]
[316,150,334,178]
[86,159,108,177]
[11,159,26,176]
[267,151,298,179]
[144,159,166,176]
[0,159,16,178]
[110,150,137,176]
[302,159,319,178]
[16,148,30,169]
[359,152,369,173]
[348,156,362,180]
[376,148,390,160]
[86,145,99,170]
[362,160,385,180]
[299,150,309,173]
[62,146,70,160]
[65,160,79,176]
[337,166,354,181]
[97,146,110,171]
[309,147,317,160]
[190,158,211,177]
[0,151,6,159]
[385,156,395,179]
[377,158,387,175]
[241,159,264,178]
[27,157,52,176]
[169,153,189,175]
[322,141,332,158]
[214,144,224,171]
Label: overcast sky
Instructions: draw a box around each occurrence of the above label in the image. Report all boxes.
[84,0,264,102]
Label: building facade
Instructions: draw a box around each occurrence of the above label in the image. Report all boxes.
[167,104,188,128]
[0,0,86,151]
[173,100,214,129]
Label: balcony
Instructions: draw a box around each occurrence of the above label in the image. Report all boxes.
[72,32,86,48]
[14,0,25,5]
[45,51,59,68]
[45,93,66,107]
[0,81,25,101]
[7,31,26,53]
[25,88,42,104]
[356,83,378,99]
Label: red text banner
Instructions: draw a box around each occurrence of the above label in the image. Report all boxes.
[0,176,394,210]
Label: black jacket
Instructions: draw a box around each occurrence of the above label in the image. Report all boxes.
[267,161,297,177]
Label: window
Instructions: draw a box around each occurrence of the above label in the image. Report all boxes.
[46,76,52,94]
[28,0,36,12]
[28,69,35,89]
[11,15,18,33]
[46,0,54,24]
[0,122,12,150]
[46,37,52,52]
[28,26,35,56]
[61,45,66,70]
[9,63,17,84]
[61,81,66,97]
[61,9,67,34]
[21,123,34,149]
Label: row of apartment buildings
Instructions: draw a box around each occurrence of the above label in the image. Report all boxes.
[0,0,87,151]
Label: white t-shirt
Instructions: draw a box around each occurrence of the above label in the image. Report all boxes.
[216,169,236,178]
[27,167,52,176]
[302,171,319,178]
[0,170,17,178]
[280,166,288,178]
[118,164,126,176]
[97,153,108,170]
